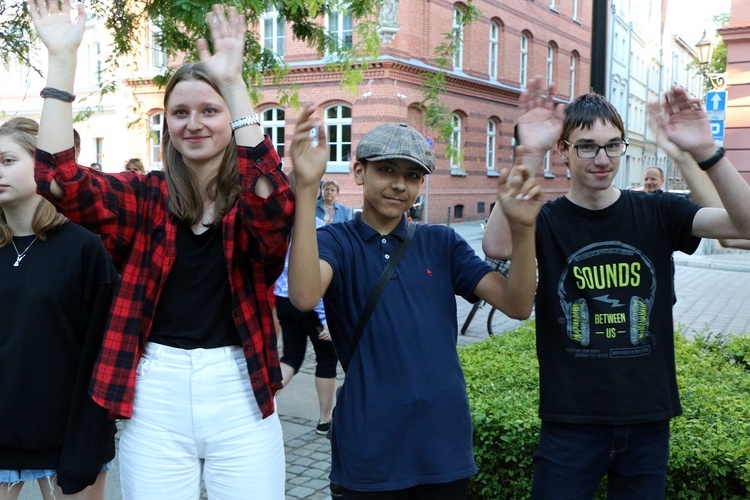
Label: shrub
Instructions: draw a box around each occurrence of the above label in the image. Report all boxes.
[459,321,750,499]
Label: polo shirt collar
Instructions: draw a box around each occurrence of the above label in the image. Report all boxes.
[353,213,409,242]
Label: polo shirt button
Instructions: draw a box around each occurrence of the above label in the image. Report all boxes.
[385,254,390,260]
[381,238,386,244]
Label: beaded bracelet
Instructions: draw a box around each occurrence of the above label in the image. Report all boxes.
[40,87,76,103]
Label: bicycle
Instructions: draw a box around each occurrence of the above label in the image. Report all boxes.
[460,258,511,337]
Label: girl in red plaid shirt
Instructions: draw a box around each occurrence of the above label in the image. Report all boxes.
[30,1,295,498]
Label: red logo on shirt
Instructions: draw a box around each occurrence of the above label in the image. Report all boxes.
[426,269,432,276]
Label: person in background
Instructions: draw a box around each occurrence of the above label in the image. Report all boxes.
[316,179,351,224]
[123,158,145,174]
[289,115,540,498]
[89,162,102,171]
[73,128,81,161]
[0,117,118,499]
[643,166,664,193]
[30,1,294,498]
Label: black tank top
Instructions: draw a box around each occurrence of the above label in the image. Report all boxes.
[149,222,239,348]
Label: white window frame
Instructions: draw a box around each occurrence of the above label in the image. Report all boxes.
[453,8,464,70]
[489,22,499,80]
[550,0,556,9]
[450,114,462,171]
[486,120,497,173]
[148,19,167,70]
[325,105,352,173]
[569,54,577,100]
[149,112,163,169]
[572,0,579,21]
[261,7,285,57]
[87,42,102,85]
[543,150,551,175]
[262,107,285,158]
[327,7,353,52]
[546,44,555,86]
[520,34,529,89]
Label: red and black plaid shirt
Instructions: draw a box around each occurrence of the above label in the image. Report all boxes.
[35,138,294,419]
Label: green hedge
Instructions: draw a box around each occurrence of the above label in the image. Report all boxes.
[459,321,750,499]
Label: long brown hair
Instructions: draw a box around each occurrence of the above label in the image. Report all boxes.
[0,117,67,247]
[161,63,241,227]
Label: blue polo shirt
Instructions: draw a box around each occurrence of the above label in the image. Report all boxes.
[318,214,492,491]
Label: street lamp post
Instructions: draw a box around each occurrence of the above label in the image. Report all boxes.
[695,30,727,90]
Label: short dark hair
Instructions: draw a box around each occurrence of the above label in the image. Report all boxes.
[560,93,625,143]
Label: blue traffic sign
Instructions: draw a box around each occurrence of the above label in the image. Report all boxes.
[710,120,724,142]
[706,90,727,112]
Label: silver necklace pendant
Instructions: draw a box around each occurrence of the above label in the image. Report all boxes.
[11,236,38,267]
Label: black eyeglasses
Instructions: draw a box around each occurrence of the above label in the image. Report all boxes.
[562,140,629,159]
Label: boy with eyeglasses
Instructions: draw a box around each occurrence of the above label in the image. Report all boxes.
[484,79,750,499]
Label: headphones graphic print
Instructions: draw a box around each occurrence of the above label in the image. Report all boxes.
[558,242,657,347]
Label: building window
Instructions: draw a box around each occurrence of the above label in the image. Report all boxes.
[546,44,555,86]
[520,33,529,89]
[486,120,497,173]
[572,0,579,21]
[477,201,486,214]
[262,107,285,158]
[569,53,577,100]
[549,0,556,9]
[95,138,104,168]
[543,150,552,176]
[453,204,464,219]
[262,7,285,57]
[87,42,102,85]
[450,114,462,171]
[149,112,163,169]
[325,105,352,173]
[148,19,167,70]
[489,22,499,80]
[328,7,353,51]
[453,8,464,70]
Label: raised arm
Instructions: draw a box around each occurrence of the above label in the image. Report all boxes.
[29,0,86,199]
[483,77,563,259]
[653,86,750,240]
[475,164,542,319]
[288,105,333,311]
[649,103,750,249]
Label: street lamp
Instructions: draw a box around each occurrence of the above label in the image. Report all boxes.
[695,30,726,89]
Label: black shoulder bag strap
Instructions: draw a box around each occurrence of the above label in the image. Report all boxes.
[344,221,416,372]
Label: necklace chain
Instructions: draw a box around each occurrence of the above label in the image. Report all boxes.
[11,236,38,267]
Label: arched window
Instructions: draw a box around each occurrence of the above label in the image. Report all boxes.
[262,107,285,157]
[569,52,578,100]
[450,114,462,171]
[325,105,352,173]
[149,112,163,169]
[489,21,499,80]
[486,119,497,173]
[546,44,556,86]
[520,33,529,89]
[453,7,464,70]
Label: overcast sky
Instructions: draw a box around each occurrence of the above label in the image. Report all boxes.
[668,0,732,46]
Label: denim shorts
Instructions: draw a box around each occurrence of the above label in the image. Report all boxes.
[0,460,114,483]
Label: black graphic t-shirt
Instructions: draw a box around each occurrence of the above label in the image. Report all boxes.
[535,190,701,424]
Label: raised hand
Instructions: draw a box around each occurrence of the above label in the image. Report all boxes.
[653,86,716,161]
[647,101,683,161]
[27,0,86,55]
[517,77,565,154]
[497,165,543,228]
[196,4,247,87]
[290,105,328,190]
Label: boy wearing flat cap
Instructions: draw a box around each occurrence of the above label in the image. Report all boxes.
[288,107,541,498]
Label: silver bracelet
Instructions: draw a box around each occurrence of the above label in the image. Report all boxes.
[40,87,76,103]
[230,113,261,131]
